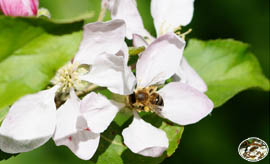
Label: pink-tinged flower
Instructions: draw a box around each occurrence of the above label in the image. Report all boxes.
[87,32,213,157]
[102,0,207,93]
[75,19,136,95]
[0,88,119,160]
[0,20,126,160]
[0,0,39,17]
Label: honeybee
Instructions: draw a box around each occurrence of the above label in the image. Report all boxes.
[127,86,164,113]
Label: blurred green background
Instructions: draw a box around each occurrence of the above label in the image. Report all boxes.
[0,0,269,164]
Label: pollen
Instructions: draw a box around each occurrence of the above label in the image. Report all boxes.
[51,62,81,93]
[144,106,150,112]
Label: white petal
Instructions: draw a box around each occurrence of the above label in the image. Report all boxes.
[74,19,126,65]
[0,86,58,153]
[80,92,119,133]
[122,113,168,157]
[158,82,213,125]
[133,34,149,48]
[81,46,136,95]
[55,130,100,160]
[117,43,130,66]
[53,91,100,160]
[103,0,152,39]
[151,0,194,36]
[173,57,208,92]
[53,90,81,142]
[136,33,185,88]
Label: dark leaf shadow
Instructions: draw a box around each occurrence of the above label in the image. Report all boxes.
[0,150,18,161]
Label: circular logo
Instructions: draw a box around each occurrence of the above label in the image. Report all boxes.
[238,137,269,162]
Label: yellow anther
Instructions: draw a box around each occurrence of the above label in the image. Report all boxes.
[51,62,82,93]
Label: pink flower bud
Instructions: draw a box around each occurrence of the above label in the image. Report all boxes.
[0,0,39,17]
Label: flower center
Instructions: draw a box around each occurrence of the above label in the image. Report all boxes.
[51,62,81,93]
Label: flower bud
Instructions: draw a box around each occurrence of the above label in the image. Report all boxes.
[0,0,39,17]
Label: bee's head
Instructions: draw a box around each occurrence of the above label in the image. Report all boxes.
[128,92,136,104]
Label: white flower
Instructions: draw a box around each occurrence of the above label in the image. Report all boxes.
[103,0,207,92]
[133,34,207,93]
[87,32,213,157]
[0,87,118,160]
[75,19,136,95]
[102,0,194,37]
[0,20,125,160]
[124,33,213,157]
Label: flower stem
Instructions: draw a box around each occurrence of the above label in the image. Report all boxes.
[97,7,107,22]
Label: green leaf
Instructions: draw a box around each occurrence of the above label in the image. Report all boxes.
[0,106,9,124]
[184,39,269,107]
[40,0,102,23]
[0,16,82,111]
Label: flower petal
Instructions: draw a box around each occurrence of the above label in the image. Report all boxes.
[74,19,126,65]
[158,82,213,125]
[102,0,152,39]
[54,130,100,160]
[53,91,100,160]
[136,33,185,88]
[0,0,39,16]
[0,86,58,153]
[133,34,149,48]
[81,45,136,95]
[80,92,119,133]
[151,0,194,36]
[53,90,81,143]
[173,57,208,92]
[122,113,168,157]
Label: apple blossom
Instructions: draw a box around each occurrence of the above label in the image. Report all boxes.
[75,19,136,95]
[0,0,39,17]
[0,20,128,160]
[0,87,118,160]
[132,33,207,93]
[121,34,213,157]
[86,32,213,157]
[102,0,207,93]
[0,60,119,160]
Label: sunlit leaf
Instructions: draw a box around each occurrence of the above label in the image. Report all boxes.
[0,16,82,111]
[184,39,269,107]
[40,0,101,23]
